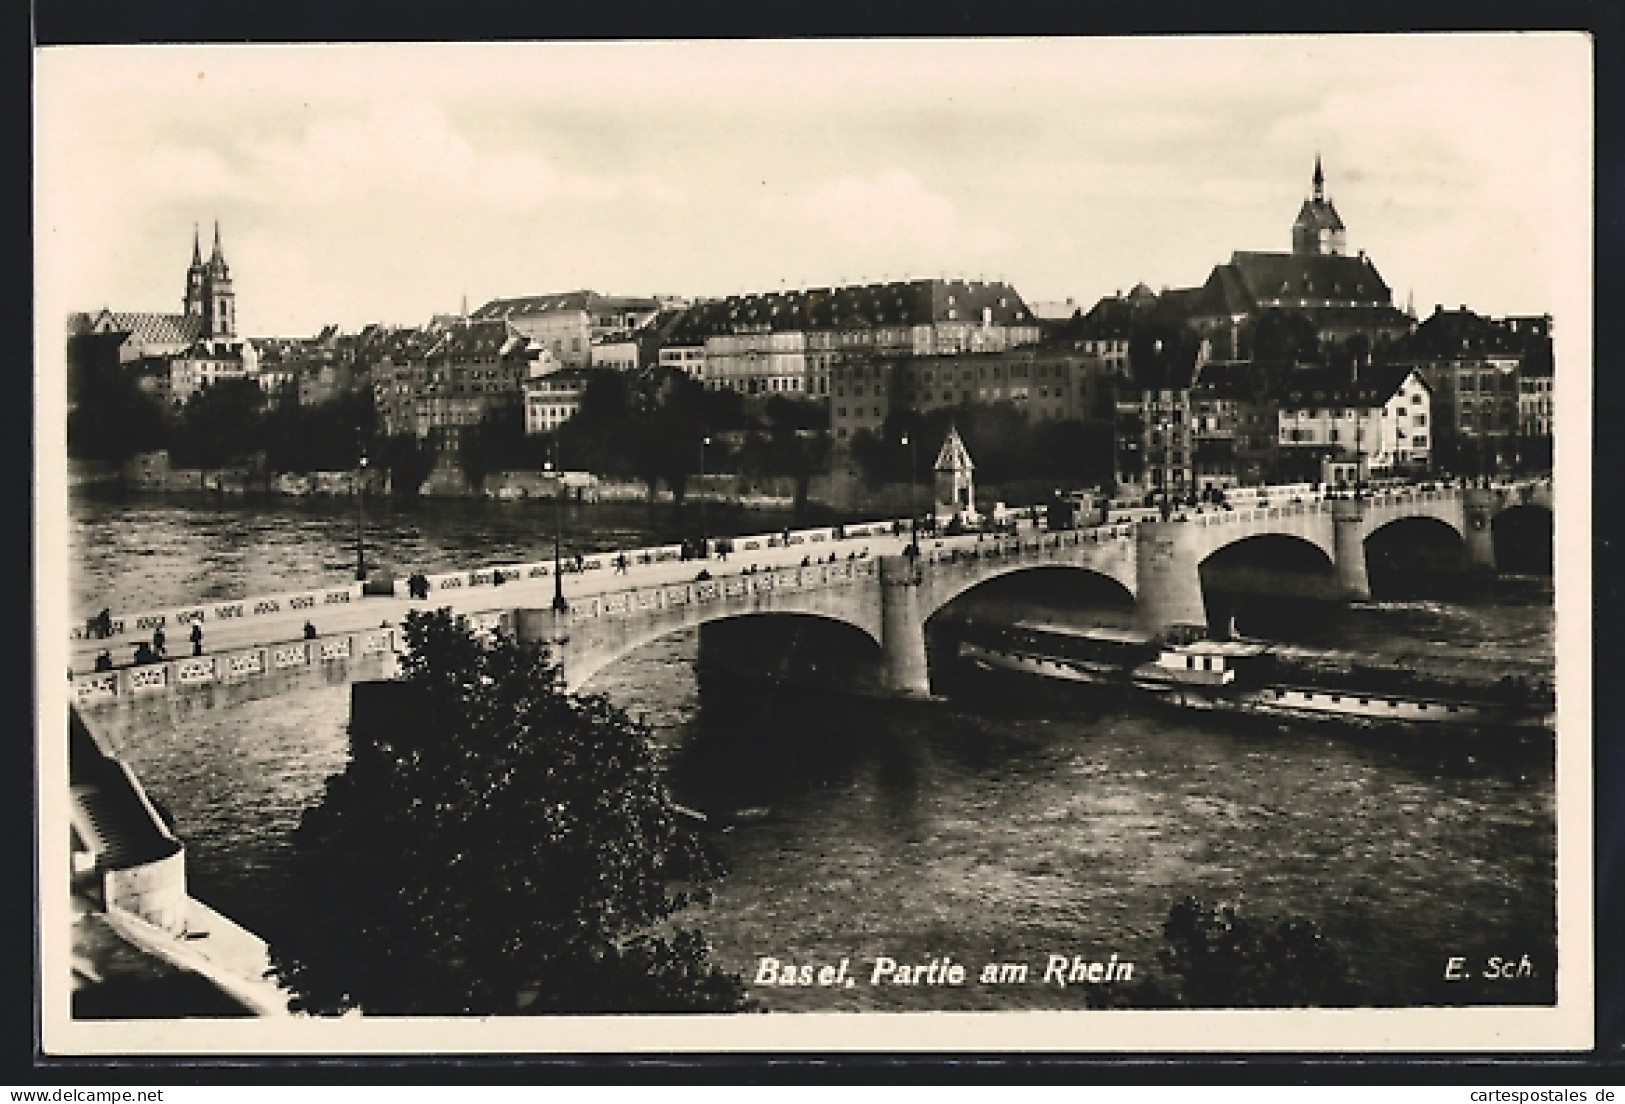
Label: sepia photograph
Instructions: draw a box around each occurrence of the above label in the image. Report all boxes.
[33,34,1593,1054]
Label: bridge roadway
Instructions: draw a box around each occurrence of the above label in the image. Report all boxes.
[67,517,957,674]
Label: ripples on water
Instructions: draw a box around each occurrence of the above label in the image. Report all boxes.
[74,493,1557,1010]
[69,491,812,619]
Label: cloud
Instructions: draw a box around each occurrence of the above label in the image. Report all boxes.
[137,98,684,214]
[772,168,1012,258]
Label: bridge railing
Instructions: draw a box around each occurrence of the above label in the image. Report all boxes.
[73,582,366,643]
[70,626,400,706]
[550,558,885,623]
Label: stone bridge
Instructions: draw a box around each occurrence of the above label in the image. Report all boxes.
[69,478,1550,708]
[511,479,1552,698]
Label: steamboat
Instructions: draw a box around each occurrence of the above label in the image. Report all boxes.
[958,621,1554,733]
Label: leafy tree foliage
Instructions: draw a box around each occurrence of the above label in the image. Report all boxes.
[168,377,268,469]
[375,433,437,499]
[66,340,167,464]
[259,390,377,474]
[270,609,746,1015]
[459,403,530,491]
[849,405,1114,494]
[1099,896,1360,1008]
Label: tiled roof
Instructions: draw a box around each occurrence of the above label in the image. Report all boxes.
[92,311,204,346]
[472,290,661,320]
[1225,251,1390,306]
[666,279,1032,342]
[1276,364,1423,408]
[1399,307,1531,358]
[431,320,532,359]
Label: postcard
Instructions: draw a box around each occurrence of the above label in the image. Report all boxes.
[34,34,1594,1055]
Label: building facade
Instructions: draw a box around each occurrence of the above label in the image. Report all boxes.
[471,291,662,369]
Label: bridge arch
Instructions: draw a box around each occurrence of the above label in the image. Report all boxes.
[1195,529,1336,572]
[1363,512,1467,551]
[568,604,884,689]
[920,561,1138,625]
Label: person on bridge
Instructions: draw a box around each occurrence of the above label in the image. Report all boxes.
[93,608,112,639]
[190,623,204,656]
[94,649,113,672]
[303,620,317,640]
[133,641,155,665]
[151,625,166,658]
[615,553,629,575]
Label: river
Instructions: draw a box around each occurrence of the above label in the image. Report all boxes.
[66,489,1558,1010]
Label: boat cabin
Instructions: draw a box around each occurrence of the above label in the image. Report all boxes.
[1148,641,1269,686]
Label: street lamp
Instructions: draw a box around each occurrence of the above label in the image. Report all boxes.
[546,440,568,613]
[354,428,368,582]
[698,435,711,555]
[901,431,918,554]
[1156,418,1172,521]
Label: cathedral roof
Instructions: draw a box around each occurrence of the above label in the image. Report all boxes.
[934,424,974,473]
[91,311,204,346]
[1224,251,1389,305]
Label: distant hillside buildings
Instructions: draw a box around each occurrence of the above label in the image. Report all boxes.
[70,159,1555,493]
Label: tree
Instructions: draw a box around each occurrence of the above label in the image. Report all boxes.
[169,376,267,468]
[66,339,167,464]
[1100,896,1359,1008]
[460,403,528,490]
[376,433,436,498]
[270,609,746,1015]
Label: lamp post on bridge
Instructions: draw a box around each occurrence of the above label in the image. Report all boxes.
[546,439,568,613]
[901,430,918,555]
[698,435,711,556]
[354,427,368,582]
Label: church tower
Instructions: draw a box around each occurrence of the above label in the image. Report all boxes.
[201,221,236,341]
[183,224,208,319]
[1291,156,1347,256]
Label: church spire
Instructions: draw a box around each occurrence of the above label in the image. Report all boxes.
[210,219,224,262]
[192,223,202,266]
[1312,154,1325,202]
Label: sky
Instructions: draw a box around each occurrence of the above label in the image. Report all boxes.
[36,35,1591,337]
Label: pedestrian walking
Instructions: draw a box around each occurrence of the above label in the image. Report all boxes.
[94,650,113,672]
[190,623,204,656]
[303,621,317,640]
[151,625,167,659]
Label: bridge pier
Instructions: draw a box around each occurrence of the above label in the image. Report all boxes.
[1331,498,1371,600]
[1462,488,1498,572]
[1134,522,1207,638]
[877,554,932,697]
